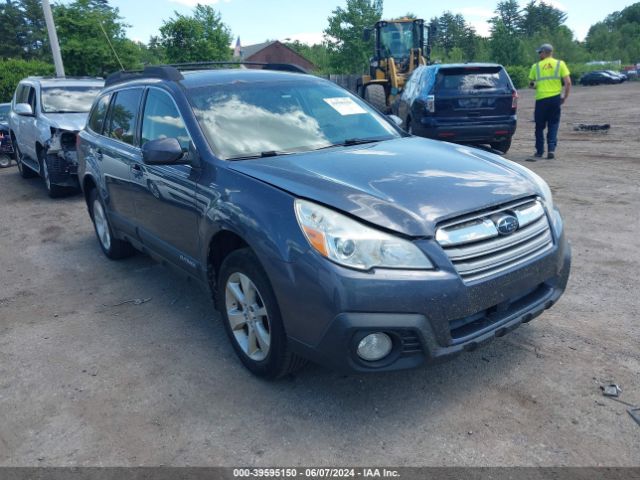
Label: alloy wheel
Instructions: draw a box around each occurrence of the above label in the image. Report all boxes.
[225,272,271,361]
[92,199,112,251]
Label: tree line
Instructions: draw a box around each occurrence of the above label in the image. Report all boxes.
[0,0,638,100]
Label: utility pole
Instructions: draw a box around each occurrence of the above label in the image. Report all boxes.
[41,0,65,78]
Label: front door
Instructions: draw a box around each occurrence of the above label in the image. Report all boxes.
[130,87,201,274]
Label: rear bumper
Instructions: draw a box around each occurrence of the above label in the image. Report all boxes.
[416,117,517,143]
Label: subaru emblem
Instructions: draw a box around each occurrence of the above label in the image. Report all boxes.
[495,214,519,235]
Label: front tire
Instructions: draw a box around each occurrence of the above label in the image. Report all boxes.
[0,154,11,168]
[89,188,135,260]
[218,248,306,379]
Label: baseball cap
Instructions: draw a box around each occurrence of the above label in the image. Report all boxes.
[537,44,553,54]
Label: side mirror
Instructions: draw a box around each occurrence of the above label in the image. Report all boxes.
[14,103,33,116]
[388,114,403,127]
[142,137,184,165]
[363,28,372,42]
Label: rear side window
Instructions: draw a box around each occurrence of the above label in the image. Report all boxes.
[435,67,511,93]
[106,89,143,146]
[141,89,190,149]
[88,93,111,134]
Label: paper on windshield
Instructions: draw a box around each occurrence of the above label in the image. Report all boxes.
[323,97,367,116]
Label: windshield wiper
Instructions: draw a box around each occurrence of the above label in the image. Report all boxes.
[226,150,294,161]
[313,137,388,151]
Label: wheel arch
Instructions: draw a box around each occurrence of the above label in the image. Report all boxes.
[206,229,250,297]
[82,174,98,213]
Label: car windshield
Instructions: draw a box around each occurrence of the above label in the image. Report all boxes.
[188,79,400,160]
[41,86,102,113]
[0,104,9,123]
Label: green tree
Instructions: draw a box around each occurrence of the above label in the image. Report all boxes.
[138,36,167,65]
[159,4,232,63]
[586,3,640,63]
[0,58,53,101]
[489,0,522,36]
[324,0,383,74]
[519,1,567,36]
[284,40,332,73]
[53,0,141,76]
[489,19,526,66]
[0,1,25,59]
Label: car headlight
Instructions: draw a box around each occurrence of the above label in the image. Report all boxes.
[294,199,433,271]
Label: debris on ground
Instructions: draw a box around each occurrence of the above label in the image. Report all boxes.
[103,298,152,307]
[573,123,611,132]
[601,384,622,397]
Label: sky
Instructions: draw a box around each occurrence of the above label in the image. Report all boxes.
[103,0,636,46]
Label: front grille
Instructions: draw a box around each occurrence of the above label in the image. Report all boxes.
[436,198,553,282]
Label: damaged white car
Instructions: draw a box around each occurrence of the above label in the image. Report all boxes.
[9,77,103,197]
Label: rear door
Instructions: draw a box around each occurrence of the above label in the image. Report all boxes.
[100,87,144,236]
[433,66,515,120]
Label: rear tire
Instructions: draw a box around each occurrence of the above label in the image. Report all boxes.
[364,84,388,113]
[89,188,135,260]
[491,138,512,154]
[218,248,306,379]
[0,154,11,168]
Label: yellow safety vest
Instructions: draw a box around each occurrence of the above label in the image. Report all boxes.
[530,58,569,100]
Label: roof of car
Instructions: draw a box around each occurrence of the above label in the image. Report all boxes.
[428,63,504,70]
[178,68,317,89]
[22,77,104,87]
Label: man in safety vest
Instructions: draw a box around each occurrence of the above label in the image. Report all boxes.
[527,44,571,161]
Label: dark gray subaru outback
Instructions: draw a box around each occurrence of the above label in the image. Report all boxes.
[77,64,570,379]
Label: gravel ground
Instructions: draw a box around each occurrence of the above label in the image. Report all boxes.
[0,83,638,467]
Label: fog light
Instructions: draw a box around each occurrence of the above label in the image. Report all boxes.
[357,333,393,361]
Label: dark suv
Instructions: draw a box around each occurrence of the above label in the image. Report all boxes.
[393,63,518,153]
[77,64,570,379]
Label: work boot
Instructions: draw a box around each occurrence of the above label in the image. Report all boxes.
[547,152,555,160]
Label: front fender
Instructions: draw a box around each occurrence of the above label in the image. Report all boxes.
[198,165,309,276]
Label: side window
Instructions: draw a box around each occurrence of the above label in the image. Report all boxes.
[88,93,111,134]
[15,85,28,105]
[26,87,37,112]
[141,89,191,150]
[106,89,143,146]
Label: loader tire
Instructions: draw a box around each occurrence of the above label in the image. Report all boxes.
[364,84,388,113]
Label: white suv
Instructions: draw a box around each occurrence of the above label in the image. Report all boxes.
[9,77,103,197]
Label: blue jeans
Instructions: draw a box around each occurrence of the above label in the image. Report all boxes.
[535,95,562,154]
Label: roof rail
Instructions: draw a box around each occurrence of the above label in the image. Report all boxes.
[104,66,184,88]
[104,61,308,87]
[168,61,309,74]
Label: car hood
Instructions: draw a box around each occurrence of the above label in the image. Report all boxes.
[228,137,541,237]
[42,113,88,132]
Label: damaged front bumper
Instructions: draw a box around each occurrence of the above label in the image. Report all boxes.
[44,129,80,187]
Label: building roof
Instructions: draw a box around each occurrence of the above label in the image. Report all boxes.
[240,41,277,59]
